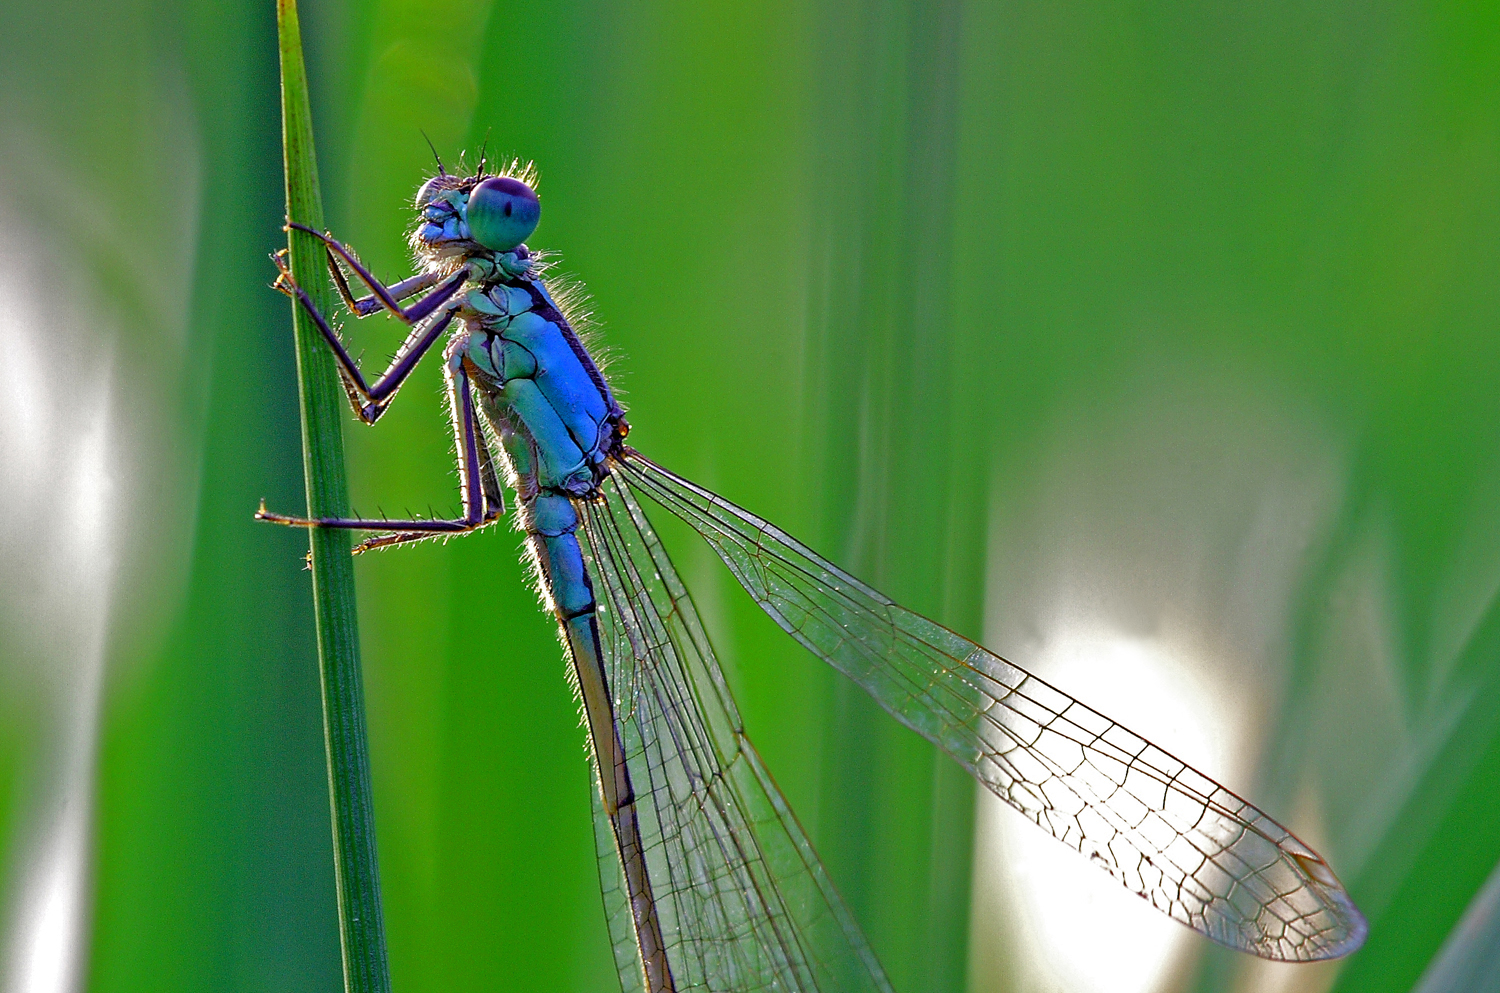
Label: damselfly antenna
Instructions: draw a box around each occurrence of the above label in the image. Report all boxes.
[421,131,447,176]
[476,130,492,177]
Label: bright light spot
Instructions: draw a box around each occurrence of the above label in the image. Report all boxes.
[8,804,89,993]
[0,216,116,993]
[973,632,1234,993]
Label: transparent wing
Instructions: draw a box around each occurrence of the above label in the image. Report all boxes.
[591,777,648,993]
[616,449,1368,962]
[577,470,895,992]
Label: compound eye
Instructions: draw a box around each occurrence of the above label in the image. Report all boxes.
[466,177,540,251]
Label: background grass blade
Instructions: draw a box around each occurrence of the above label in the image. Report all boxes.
[276,1,389,991]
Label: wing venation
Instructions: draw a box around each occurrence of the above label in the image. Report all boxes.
[616,448,1367,962]
[577,471,894,992]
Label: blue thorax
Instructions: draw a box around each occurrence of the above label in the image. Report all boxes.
[455,259,625,498]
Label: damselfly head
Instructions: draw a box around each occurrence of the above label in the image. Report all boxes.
[409,160,541,268]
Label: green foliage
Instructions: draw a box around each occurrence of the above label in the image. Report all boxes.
[0,1,1494,993]
[276,0,389,990]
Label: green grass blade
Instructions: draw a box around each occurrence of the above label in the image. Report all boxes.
[276,1,391,991]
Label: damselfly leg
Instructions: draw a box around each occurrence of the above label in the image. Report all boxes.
[327,259,443,318]
[260,256,503,552]
[270,247,464,422]
[288,223,464,324]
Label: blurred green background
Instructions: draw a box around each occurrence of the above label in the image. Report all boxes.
[0,0,1496,991]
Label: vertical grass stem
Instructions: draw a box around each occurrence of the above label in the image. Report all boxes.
[276,1,391,991]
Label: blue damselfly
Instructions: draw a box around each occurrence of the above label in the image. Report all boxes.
[259,157,1367,992]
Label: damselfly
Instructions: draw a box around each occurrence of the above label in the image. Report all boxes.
[259,157,1367,992]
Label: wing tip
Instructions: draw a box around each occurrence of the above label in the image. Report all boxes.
[1307,890,1369,961]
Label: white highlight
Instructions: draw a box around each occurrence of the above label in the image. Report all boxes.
[969,369,1345,993]
[974,632,1229,993]
[0,217,117,993]
[8,799,91,993]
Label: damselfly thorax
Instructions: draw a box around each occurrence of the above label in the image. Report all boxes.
[454,269,626,502]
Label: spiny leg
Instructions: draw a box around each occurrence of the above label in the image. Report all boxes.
[328,254,442,318]
[257,351,501,552]
[354,417,508,554]
[271,250,461,424]
[288,222,463,325]
[475,421,507,521]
